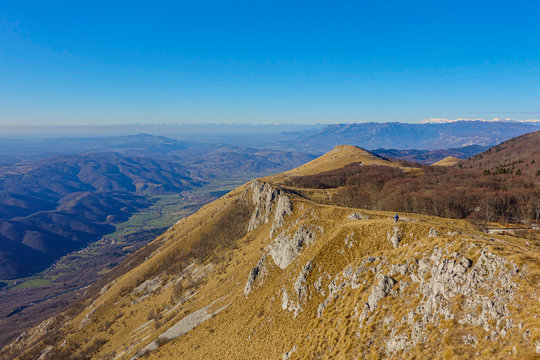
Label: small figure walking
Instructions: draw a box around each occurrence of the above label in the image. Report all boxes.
[526,240,530,246]
[394,213,399,223]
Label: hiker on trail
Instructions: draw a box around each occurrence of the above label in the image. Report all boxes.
[394,214,399,223]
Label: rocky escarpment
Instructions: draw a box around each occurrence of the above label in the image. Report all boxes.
[242,183,539,358]
[269,225,320,270]
[244,181,323,298]
[247,180,292,237]
[290,237,535,357]
[3,144,539,360]
[244,255,267,296]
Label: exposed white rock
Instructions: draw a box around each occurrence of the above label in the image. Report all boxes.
[310,240,524,356]
[132,275,162,295]
[269,226,319,269]
[386,247,520,354]
[244,255,267,296]
[282,262,314,317]
[99,280,115,295]
[294,262,313,303]
[247,180,292,236]
[344,232,355,248]
[387,226,401,248]
[462,334,477,346]
[289,262,313,317]
[37,346,53,360]
[314,275,324,295]
[131,300,228,360]
[389,263,408,276]
[271,194,293,238]
[428,227,439,237]
[367,274,397,311]
[282,289,289,311]
[79,307,96,330]
[348,212,368,220]
[386,333,409,354]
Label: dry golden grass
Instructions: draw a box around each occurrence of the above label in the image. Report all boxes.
[8,145,540,360]
[431,156,462,166]
[263,145,399,183]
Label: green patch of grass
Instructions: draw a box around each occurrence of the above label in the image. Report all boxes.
[10,278,51,290]
[105,176,254,240]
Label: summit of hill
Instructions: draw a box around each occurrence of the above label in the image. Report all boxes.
[3,135,539,360]
[265,145,393,182]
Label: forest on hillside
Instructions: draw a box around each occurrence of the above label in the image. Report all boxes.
[285,162,540,226]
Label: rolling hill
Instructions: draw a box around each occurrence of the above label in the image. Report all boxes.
[0,152,199,280]
[0,135,316,280]
[459,131,540,176]
[4,135,538,360]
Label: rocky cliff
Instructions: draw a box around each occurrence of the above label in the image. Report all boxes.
[3,148,539,360]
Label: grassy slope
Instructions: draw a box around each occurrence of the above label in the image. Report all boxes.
[432,156,462,166]
[5,146,540,360]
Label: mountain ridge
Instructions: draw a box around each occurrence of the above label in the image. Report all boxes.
[284,121,539,153]
[4,134,538,360]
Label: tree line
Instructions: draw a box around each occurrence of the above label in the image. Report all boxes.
[285,162,540,225]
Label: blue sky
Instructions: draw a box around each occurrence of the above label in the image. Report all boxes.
[1,1,539,125]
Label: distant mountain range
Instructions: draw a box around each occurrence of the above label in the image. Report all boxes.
[282,121,539,153]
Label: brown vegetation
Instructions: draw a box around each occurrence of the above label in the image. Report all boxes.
[286,162,540,225]
[461,130,540,177]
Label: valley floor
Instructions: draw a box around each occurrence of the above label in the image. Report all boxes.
[0,176,250,347]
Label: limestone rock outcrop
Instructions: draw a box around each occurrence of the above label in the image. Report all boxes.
[269,226,319,269]
[247,180,292,236]
[387,226,401,248]
[244,255,267,296]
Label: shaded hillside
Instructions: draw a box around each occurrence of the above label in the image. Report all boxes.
[165,146,315,179]
[0,226,168,349]
[372,144,487,164]
[286,121,538,152]
[0,136,315,280]
[460,131,540,176]
[0,153,201,279]
[4,142,539,360]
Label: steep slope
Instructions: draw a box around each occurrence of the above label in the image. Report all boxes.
[4,147,539,360]
[460,131,540,176]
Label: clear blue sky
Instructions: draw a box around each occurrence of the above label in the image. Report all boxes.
[1,1,539,125]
